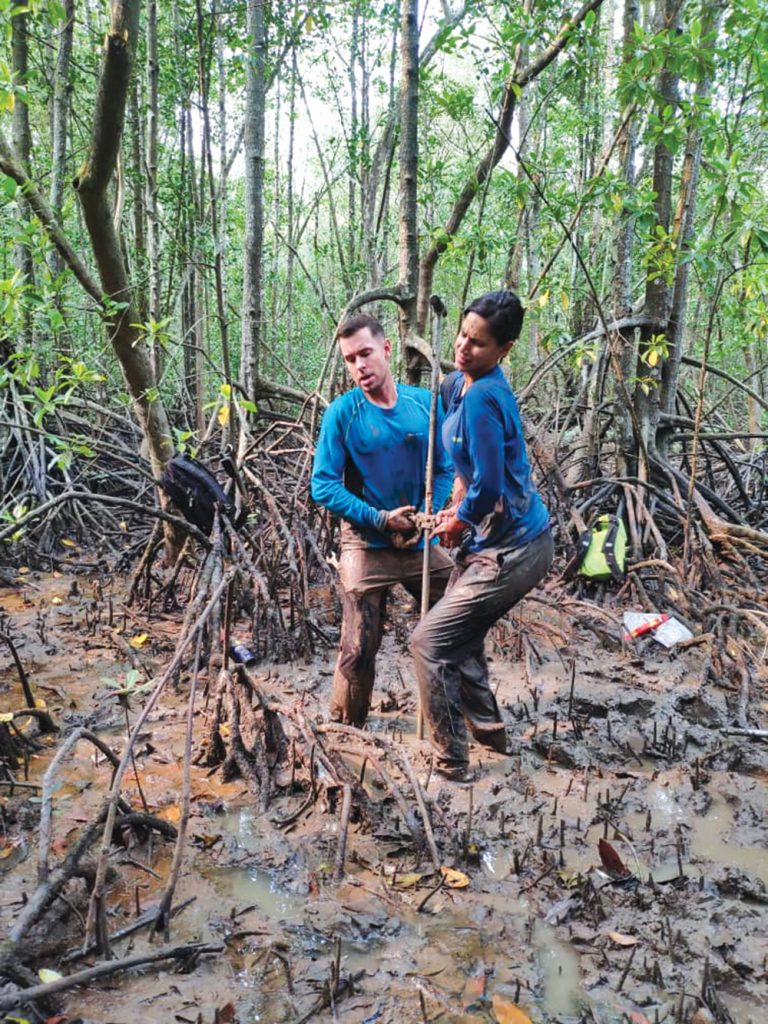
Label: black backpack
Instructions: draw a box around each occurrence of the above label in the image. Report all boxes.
[160,454,234,535]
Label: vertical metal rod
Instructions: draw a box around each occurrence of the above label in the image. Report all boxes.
[417,295,447,739]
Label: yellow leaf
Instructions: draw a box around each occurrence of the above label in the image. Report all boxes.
[560,291,570,312]
[51,597,63,606]
[34,697,47,710]
[129,633,149,648]
[19,567,29,574]
[389,872,422,889]
[219,723,230,738]
[607,930,639,946]
[218,404,230,427]
[538,290,549,308]
[492,994,533,1024]
[38,968,63,983]
[159,804,181,823]
[440,866,470,889]
[60,538,77,548]
[119,521,128,532]
[647,349,659,368]
[0,713,14,723]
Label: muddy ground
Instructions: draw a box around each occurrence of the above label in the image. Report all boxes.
[0,566,766,1024]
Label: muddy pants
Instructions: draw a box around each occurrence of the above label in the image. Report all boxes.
[331,538,454,725]
[411,528,554,773]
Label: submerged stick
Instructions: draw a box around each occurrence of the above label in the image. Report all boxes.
[333,784,353,881]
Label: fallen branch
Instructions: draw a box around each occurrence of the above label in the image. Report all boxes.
[0,941,224,1011]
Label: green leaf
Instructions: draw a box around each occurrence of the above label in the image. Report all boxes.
[1,172,17,198]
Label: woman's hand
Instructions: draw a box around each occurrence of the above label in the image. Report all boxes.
[431,513,466,549]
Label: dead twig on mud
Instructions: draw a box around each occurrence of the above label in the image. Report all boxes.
[333,783,353,881]
[39,727,121,883]
[84,568,234,952]
[0,941,223,1012]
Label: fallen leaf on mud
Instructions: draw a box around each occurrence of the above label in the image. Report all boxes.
[37,968,63,983]
[51,597,63,606]
[390,872,422,888]
[158,804,181,823]
[440,866,470,888]
[192,832,222,849]
[607,930,638,946]
[0,838,21,859]
[60,538,77,548]
[491,994,532,1024]
[130,633,150,648]
[598,838,630,877]
[44,1015,68,1024]
[0,712,13,723]
[215,1003,235,1023]
[628,1013,652,1024]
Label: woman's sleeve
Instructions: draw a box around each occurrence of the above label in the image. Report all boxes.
[455,389,507,526]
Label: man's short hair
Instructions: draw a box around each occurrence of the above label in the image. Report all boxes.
[335,313,385,341]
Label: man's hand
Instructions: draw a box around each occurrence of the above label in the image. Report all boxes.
[385,505,417,533]
[431,512,467,549]
[384,505,420,547]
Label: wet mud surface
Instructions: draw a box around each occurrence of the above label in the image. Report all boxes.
[1,570,766,1023]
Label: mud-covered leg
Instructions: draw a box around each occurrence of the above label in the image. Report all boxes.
[330,588,386,726]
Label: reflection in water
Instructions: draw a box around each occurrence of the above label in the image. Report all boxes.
[533,920,583,1016]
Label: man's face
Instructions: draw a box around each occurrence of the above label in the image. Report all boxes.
[339,327,392,396]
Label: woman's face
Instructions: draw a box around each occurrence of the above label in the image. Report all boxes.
[454,311,513,381]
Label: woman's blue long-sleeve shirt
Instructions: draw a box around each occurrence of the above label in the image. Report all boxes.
[312,384,454,549]
[442,366,549,553]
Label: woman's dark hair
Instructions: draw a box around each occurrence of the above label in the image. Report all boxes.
[464,290,525,346]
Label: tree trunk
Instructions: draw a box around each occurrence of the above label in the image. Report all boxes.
[398,0,420,382]
[241,0,267,397]
[633,0,680,470]
[73,1,174,489]
[612,0,640,477]
[47,0,75,285]
[146,0,163,380]
[658,2,726,447]
[11,10,35,354]
[196,0,233,439]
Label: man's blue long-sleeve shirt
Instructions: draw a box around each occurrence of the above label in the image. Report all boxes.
[442,366,549,553]
[312,384,453,549]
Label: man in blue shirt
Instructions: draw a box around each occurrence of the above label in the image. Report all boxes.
[312,313,454,726]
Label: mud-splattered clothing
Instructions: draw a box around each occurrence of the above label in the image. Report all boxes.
[331,532,453,725]
[412,529,554,772]
[441,366,549,553]
[311,384,453,549]
[415,363,552,773]
[311,383,454,724]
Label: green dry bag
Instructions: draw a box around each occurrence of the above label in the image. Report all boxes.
[577,514,628,582]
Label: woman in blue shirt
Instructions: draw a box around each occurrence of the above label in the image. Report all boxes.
[411,291,553,782]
